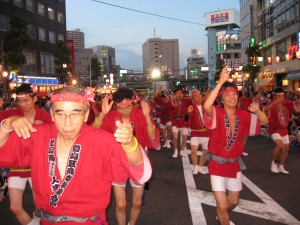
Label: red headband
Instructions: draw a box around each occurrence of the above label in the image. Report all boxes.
[16,93,34,98]
[51,87,95,105]
[115,96,134,107]
[218,88,237,96]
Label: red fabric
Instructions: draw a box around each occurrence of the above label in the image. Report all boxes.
[157,99,172,124]
[188,104,210,137]
[170,99,189,128]
[0,124,147,224]
[0,106,52,178]
[101,108,160,151]
[240,97,252,111]
[267,99,292,136]
[204,106,260,178]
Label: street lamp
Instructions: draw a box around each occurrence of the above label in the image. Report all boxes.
[151,68,161,92]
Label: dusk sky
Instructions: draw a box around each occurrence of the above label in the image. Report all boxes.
[66,0,240,72]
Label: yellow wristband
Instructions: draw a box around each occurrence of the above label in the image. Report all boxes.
[147,125,155,131]
[122,136,138,153]
[94,117,102,126]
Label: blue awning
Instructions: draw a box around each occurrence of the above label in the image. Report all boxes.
[285,70,300,80]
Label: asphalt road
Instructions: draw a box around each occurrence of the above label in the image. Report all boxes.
[0,136,299,225]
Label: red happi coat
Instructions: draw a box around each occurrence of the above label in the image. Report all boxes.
[204,106,260,178]
[0,123,151,225]
[0,106,52,178]
[188,104,210,138]
[267,99,294,136]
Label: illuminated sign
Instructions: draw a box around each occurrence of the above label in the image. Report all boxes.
[298,32,300,51]
[211,12,229,24]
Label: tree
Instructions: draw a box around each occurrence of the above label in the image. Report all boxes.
[54,41,72,84]
[242,43,261,93]
[2,16,31,71]
[90,57,101,87]
[214,58,225,82]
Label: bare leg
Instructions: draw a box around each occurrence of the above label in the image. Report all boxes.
[279,144,290,166]
[9,187,32,225]
[214,191,230,225]
[199,149,209,167]
[180,134,187,151]
[273,139,284,161]
[128,187,144,225]
[190,145,199,167]
[113,185,127,225]
[166,125,172,141]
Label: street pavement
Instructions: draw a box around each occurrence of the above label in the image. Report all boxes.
[0,136,299,225]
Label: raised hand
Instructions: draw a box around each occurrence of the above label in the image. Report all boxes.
[141,100,151,118]
[114,120,133,145]
[6,116,37,139]
[248,102,260,113]
[101,94,113,115]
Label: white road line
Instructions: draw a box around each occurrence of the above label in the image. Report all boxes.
[182,150,300,225]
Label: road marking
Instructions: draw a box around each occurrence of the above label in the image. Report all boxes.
[182,150,300,225]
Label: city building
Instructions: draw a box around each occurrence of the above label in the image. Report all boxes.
[91,45,116,75]
[205,8,241,89]
[257,0,300,92]
[183,49,208,91]
[0,0,66,96]
[74,48,93,87]
[142,38,180,83]
[240,0,263,66]
[66,28,85,49]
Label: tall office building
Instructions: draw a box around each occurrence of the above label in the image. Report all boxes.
[205,8,241,89]
[66,28,85,49]
[0,0,66,92]
[240,0,263,65]
[142,38,180,77]
[91,45,116,75]
[257,0,300,91]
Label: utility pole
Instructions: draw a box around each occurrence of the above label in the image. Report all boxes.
[89,58,92,87]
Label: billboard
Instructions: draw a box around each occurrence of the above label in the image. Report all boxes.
[205,8,240,28]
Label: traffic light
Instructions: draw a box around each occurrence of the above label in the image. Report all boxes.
[249,36,256,47]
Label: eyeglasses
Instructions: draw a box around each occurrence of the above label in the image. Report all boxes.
[54,111,84,121]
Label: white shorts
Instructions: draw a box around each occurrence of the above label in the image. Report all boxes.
[271,133,290,144]
[190,137,209,149]
[112,179,144,188]
[172,126,188,135]
[8,176,32,190]
[160,121,172,129]
[210,172,242,192]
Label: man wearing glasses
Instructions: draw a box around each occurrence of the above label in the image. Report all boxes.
[92,87,160,225]
[0,84,52,225]
[0,86,151,225]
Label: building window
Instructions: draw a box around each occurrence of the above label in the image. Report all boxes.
[27,23,35,38]
[48,7,55,20]
[20,49,36,74]
[38,3,45,16]
[13,0,22,7]
[40,53,55,74]
[57,12,64,24]
[38,27,46,41]
[26,0,34,12]
[49,31,56,44]
[0,14,9,31]
[276,40,286,62]
[58,33,64,41]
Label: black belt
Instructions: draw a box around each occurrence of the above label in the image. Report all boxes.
[41,210,98,223]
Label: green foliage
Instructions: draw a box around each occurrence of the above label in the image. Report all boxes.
[214,58,225,81]
[244,44,262,87]
[91,57,102,87]
[54,41,72,84]
[3,16,31,71]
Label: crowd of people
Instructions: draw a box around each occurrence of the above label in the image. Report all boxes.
[0,65,299,225]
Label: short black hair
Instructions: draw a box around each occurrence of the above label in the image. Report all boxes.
[113,87,134,103]
[16,84,35,97]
